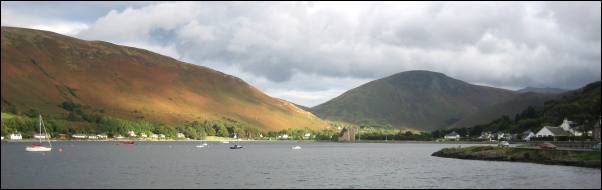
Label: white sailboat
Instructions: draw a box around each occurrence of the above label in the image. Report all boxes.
[26,114,52,152]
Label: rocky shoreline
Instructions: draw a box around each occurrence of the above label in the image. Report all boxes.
[432,146,601,169]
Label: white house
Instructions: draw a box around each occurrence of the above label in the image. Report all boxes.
[140,133,148,138]
[559,118,582,136]
[535,126,571,137]
[1,136,4,140]
[34,133,50,139]
[72,134,87,139]
[97,134,108,139]
[128,131,137,137]
[159,134,166,139]
[444,131,460,141]
[478,132,493,141]
[10,133,22,140]
[304,132,311,138]
[279,134,289,139]
[522,130,535,141]
[87,135,98,140]
[149,134,159,139]
[176,133,186,139]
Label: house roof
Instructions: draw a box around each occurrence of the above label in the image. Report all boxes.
[446,131,459,136]
[543,126,571,136]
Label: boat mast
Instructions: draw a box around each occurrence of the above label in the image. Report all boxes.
[38,114,42,144]
[40,114,52,148]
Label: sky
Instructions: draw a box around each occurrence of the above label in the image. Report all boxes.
[2,1,601,107]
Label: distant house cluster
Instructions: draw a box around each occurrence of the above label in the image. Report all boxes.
[472,117,601,142]
[535,118,592,138]
[71,134,109,140]
[477,132,515,141]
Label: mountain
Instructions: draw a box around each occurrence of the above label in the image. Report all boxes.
[448,92,559,128]
[1,26,327,131]
[311,70,520,130]
[516,87,569,94]
[440,81,601,136]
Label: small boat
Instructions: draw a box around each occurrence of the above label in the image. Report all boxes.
[26,115,52,152]
[229,133,243,149]
[292,146,302,150]
[221,141,230,144]
[119,141,135,145]
[196,142,207,148]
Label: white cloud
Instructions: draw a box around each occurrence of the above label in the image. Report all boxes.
[2,2,600,106]
[1,7,89,36]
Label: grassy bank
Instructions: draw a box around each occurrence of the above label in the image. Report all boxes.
[432,146,601,168]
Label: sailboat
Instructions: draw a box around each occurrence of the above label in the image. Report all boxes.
[230,133,243,149]
[26,114,52,152]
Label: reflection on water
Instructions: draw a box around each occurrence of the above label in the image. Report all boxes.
[1,142,600,189]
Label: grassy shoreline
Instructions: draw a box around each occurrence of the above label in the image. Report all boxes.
[432,146,601,169]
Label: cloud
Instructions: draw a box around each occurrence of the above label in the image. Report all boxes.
[2,2,600,106]
[1,6,89,35]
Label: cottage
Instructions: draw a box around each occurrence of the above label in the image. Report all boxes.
[304,132,311,138]
[500,133,514,141]
[72,134,87,139]
[279,134,289,139]
[149,134,159,139]
[34,133,50,139]
[478,132,493,141]
[9,133,22,140]
[140,133,148,138]
[535,126,571,137]
[522,130,535,141]
[444,131,460,141]
[159,134,166,139]
[559,118,582,136]
[97,134,108,139]
[176,133,186,139]
[128,131,137,137]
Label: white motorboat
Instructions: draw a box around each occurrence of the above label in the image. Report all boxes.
[292,146,302,150]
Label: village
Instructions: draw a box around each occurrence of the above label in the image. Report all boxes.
[440,117,602,150]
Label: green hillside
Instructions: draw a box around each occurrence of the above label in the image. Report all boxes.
[311,70,518,130]
[1,26,328,132]
[434,81,601,137]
